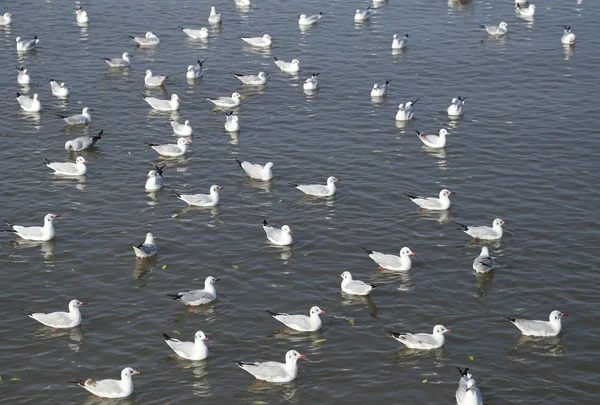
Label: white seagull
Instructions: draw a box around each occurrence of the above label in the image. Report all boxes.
[516,4,536,17]
[473,246,494,273]
[131,31,159,46]
[224,111,239,132]
[235,159,273,181]
[16,36,39,52]
[45,156,88,176]
[561,26,576,45]
[235,350,306,383]
[23,299,86,328]
[0,12,13,26]
[303,73,320,90]
[180,26,209,39]
[65,130,103,151]
[163,331,209,360]
[235,0,251,6]
[262,220,293,246]
[173,185,223,207]
[416,129,449,149]
[405,189,454,211]
[71,367,141,399]
[142,94,180,111]
[105,53,132,68]
[206,92,243,108]
[241,34,272,48]
[292,176,339,197]
[395,99,418,121]
[56,107,92,125]
[340,271,377,296]
[17,67,31,84]
[456,368,483,405]
[187,59,206,79]
[170,119,193,136]
[362,247,415,271]
[354,6,372,23]
[371,80,390,97]
[144,70,168,87]
[132,232,157,259]
[481,22,508,37]
[456,218,506,240]
[3,214,60,241]
[267,306,325,332]
[233,71,268,85]
[145,164,165,191]
[448,97,466,117]
[299,12,323,26]
[50,80,69,97]
[505,310,567,337]
[75,8,89,23]
[146,138,190,157]
[392,34,409,49]
[208,7,222,24]
[16,92,41,112]
[169,276,220,306]
[388,325,451,349]
[274,57,300,73]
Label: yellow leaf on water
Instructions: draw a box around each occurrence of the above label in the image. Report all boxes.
[422,378,428,383]
[232,264,239,269]
[121,231,127,234]
[161,265,167,270]
[515,308,524,311]
[10,377,21,381]
[278,199,283,203]
[313,339,327,344]
[468,356,474,361]
[505,121,513,124]
[349,318,355,326]
[173,330,180,335]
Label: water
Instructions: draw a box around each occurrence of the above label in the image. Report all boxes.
[1,0,598,404]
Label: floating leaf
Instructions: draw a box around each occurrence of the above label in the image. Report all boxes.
[468,356,474,361]
[121,231,128,234]
[372,149,382,153]
[232,264,239,269]
[41,385,51,392]
[515,308,524,311]
[171,213,178,218]
[184,365,192,369]
[173,330,181,335]
[313,339,327,344]
[303,253,308,256]
[0,376,2,381]
[278,200,283,203]
[422,378,428,383]
[10,378,21,381]
[219,220,224,224]
[162,265,167,270]
[348,318,355,326]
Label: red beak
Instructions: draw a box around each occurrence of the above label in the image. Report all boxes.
[298,354,306,359]
[80,302,87,305]
[562,313,568,317]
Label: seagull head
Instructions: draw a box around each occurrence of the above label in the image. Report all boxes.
[70,299,87,308]
[339,271,352,280]
[195,331,209,341]
[311,306,326,315]
[45,214,60,223]
[434,325,451,334]
[281,225,293,234]
[400,247,416,257]
[121,368,141,378]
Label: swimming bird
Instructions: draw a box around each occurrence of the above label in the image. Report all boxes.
[235,0,251,6]
[173,185,223,207]
[180,26,209,39]
[291,176,339,197]
[516,3,536,17]
[75,8,89,23]
[241,34,272,48]
[146,138,190,157]
[144,70,168,87]
[405,189,454,210]
[340,271,377,296]
[70,367,141,399]
[23,299,86,328]
[105,53,132,68]
[354,6,372,23]
[362,247,415,271]
[3,214,60,241]
[17,67,31,84]
[0,12,13,26]
[50,79,69,97]
[206,92,243,108]
[388,325,451,349]
[163,331,209,360]
[145,164,165,191]
[131,31,159,46]
[395,99,418,121]
[169,276,220,306]
[298,12,323,26]
[371,80,390,97]
[235,350,305,383]
[505,310,567,337]
[263,220,293,246]
[274,57,300,73]
[416,129,449,149]
[392,34,409,49]
[267,306,324,332]
[235,159,273,181]
[455,218,506,240]
[447,97,466,117]
[473,246,494,273]
[16,36,39,51]
[561,26,576,45]
[142,94,180,111]
[303,73,319,90]
[233,71,268,85]
[456,368,483,405]
[170,119,193,136]
[56,107,92,125]
[224,111,239,132]
[45,156,88,176]
[16,92,41,112]
[480,22,508,37]
[132,232,157,259]
[187,59,206,79]
[208,6,222,24]
[65,130,103,151]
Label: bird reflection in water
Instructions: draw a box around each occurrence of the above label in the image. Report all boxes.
[241,379,299,403]
[269,328,323,344]
[10,238,56,260]
[474,270,494,297]
[132,257,156,280]
[81,396,135,405]
[241,178,273,194]
[508,335,564,358]
[34,325,85,352]
[340,293,380,319]
[172,302,217,324]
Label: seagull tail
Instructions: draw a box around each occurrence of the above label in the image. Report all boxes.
[171,192,181,199]
[452,220,469,231]
[263,219,268,226]
[404,193,419,200]
[167,294,182,300]
[21,308,33,316]
[266,310,280,317]
[456,367,469,377]
[162,333,173,341]
[289,183,299,188]
[361,247,373,255]
[504,316,516,323]
[55,114,68,119]
[387,331,401,339]
[92,130,103,141]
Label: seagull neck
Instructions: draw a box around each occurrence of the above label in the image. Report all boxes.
[120,375,133,392]
[69,306,82,322]
[400,255,412,269]
[204,283,216,296]
[493,224,503,237]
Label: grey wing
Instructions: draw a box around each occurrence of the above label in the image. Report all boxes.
[514,319,552,333]
[138,243,156,255]
[66,114,86,124]
[17,96,33,109]
[279,314,311,330]
[182,290,213,303]
[408,333,438,346]
[297,184,328,195]
[32,311,71,327]
[477,256,494,269]
[48,162,78,173]
[155,144,181,154]
[251,362,287,380]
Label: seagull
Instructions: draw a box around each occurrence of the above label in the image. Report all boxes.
[208,6,222,24]
[263,220,293,246]
[16,36,39,52]
[146,138,190,157]
[340,271,377,296]
[131,31,159,46]
[235,159,273,181]
[163,331,209,360]
[235,350,305,383]
[142,94,180,111]
[0,12,13,26]
[144,70,168,87]
[480,22,508,37]
[22,299,86,328]
[362,247,415,271]
[170,119,193,136]
[186,59,206,79]
[298,12,323,26]
[241,34,272,48]
[168,276,220,306]
[70,367,141,399]
[448,97,466,117]
[416,129,449,149]
[516,4,536,17]
[145,164,165,191]
[354,6,372,23]
[132,232,157,259]
[233,71,268,85]
[56,107,92,125]
[65,130,103,151]
[16,92,41,112]
[291,176,339,197]
[303,73,319,90]
[395,99,417,121]
[274,57,300,73]
[173,185,223,207]
[45,156,88,176]
[388,325,451,349]
[50,79,69,97]
[514,0,528,5]
[3,214,60,241]
[235,0,251,6]
[206,92,243,108]
[75,8,89,23]
[455,218,506,240]
[224,111,239,132]
[405,189,454,211]
[371,80,391,97]
[473,246,494,273]
[392,34,409,49]
[105,53,132,68]
[180,26,209,39]
[17,67,31,84]
[456,367,483,405]
[505,310,567,337]
[561,26,576,45]
[267,306,325,332]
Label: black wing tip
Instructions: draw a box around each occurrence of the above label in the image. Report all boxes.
[44,158,53,164]
[155,164,166,175]
[289,183,299,188]
[266,309,279,316]
[234,361,244,367]
[361,246,373,255]
[145,142,158,146]
[369,283,379,289]
[452,220,469,231]
[404,193,418,200]
[263,219,268,226]
[163,333,172,341]
[415,130,422,135]
[16,92,21,97]
[385,80,391,85]
[387,330,401,338]
[480,24,487,29]
[55,114,68,119]
[319,12,323,16]
[171,192,181,198]
[168,294,182,300]
[456,366,469,377]
[504,316,516,323]
[235,159,243,167]
[21,308,33,316]
[198,58,206,66]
